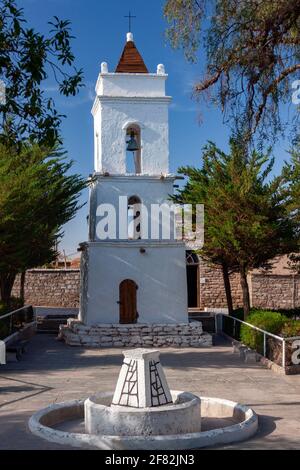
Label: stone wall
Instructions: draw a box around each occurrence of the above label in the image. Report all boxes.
[251,274,300,310]
[12,269,80,308]
[198,262,300,311]
[11,266,300,312]
[59,319,212,348]
[199,261,243,310]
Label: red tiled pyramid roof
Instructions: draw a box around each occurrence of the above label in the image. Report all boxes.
[115,40,148,73]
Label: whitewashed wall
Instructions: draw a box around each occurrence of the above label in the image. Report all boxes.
[79,242,188,325]
[92,72,171,175]
[89,176,176,241]
[95,73,167,97]
[93,99,170,174]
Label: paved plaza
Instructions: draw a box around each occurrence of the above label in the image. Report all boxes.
[0,334,300,449]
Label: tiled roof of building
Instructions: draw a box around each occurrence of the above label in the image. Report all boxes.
[115,36,148,73]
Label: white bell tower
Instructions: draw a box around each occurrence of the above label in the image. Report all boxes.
[79,32,188,326]
[92,33,169,176]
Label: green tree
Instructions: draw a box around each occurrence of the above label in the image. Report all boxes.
[0,0,83,146]
[164,0,300,141]
[282,141,300,272]
[0,141,86,306]
[286,141,300,222]
[174,139,298,318]
[172,157,238,315]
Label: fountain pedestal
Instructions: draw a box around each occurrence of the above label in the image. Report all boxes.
[112,349,172,408]
[84,349,201,436]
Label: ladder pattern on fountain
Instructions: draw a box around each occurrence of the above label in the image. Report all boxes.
[149,359,172,407]
[117,359,139,407]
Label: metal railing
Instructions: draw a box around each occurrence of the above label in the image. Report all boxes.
[0,305,35,341]
[216,313,300,370]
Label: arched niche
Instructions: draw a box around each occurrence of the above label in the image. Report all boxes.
[123,122,143,174]
[128,195,141,240]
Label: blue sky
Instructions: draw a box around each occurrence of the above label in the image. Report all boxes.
[19,0,294,256]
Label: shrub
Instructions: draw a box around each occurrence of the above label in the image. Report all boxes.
[222,308,244,340]
[276,308,300,320]
[0,319,10,340]
[240,310,288,353]
[0,303,7,316]
[0,297,26,340]
[232,308,244,320]
[281,320,300,338]
[0,297,24,317]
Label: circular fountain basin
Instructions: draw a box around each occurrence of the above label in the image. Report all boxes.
[85,391,201,436]
[29,392,258,450]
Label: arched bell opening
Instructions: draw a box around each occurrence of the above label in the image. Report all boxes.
[125,124,141,174]
[128,195,141,240]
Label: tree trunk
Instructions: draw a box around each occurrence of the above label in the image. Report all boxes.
[0,272,17,307]
[20,271,26,306]
[240,265,250,319]
[221,262,233,316]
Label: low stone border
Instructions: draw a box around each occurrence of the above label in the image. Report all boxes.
[28,393,258,450]
[231,337,300,375]
[259,356,300,375]
[59,320,212,348]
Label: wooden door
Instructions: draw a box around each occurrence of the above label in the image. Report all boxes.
[119,279,138,324]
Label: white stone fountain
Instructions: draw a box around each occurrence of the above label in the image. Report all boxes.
[29,348,258,449]
[85,349,201,438]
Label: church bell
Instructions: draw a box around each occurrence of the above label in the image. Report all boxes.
[126,131,139,152]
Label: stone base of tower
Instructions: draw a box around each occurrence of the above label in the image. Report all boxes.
[79,241,189,326]
[59,319,212,348]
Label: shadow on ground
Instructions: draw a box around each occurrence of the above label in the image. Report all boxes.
[0,334,264,374]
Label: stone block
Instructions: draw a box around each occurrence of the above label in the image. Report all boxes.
[244,349,260,363]
[129,335,141,342]
[141,328,151,333]
[173,337,182,344]
[153,327,163,333]
[239,346,248,359]
[163,326,174,332]
[99,336,112,342]
[100,342,113,348]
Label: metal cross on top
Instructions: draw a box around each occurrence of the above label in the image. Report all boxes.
[124,11,136,32]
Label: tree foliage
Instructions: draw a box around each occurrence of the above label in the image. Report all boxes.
[164,0,300,140]
[0,0,84,146]
[173,139,298,317]
[0,141,86,304]
[282,141,300,271]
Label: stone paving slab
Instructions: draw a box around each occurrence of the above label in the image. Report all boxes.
[0,335,300,449]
